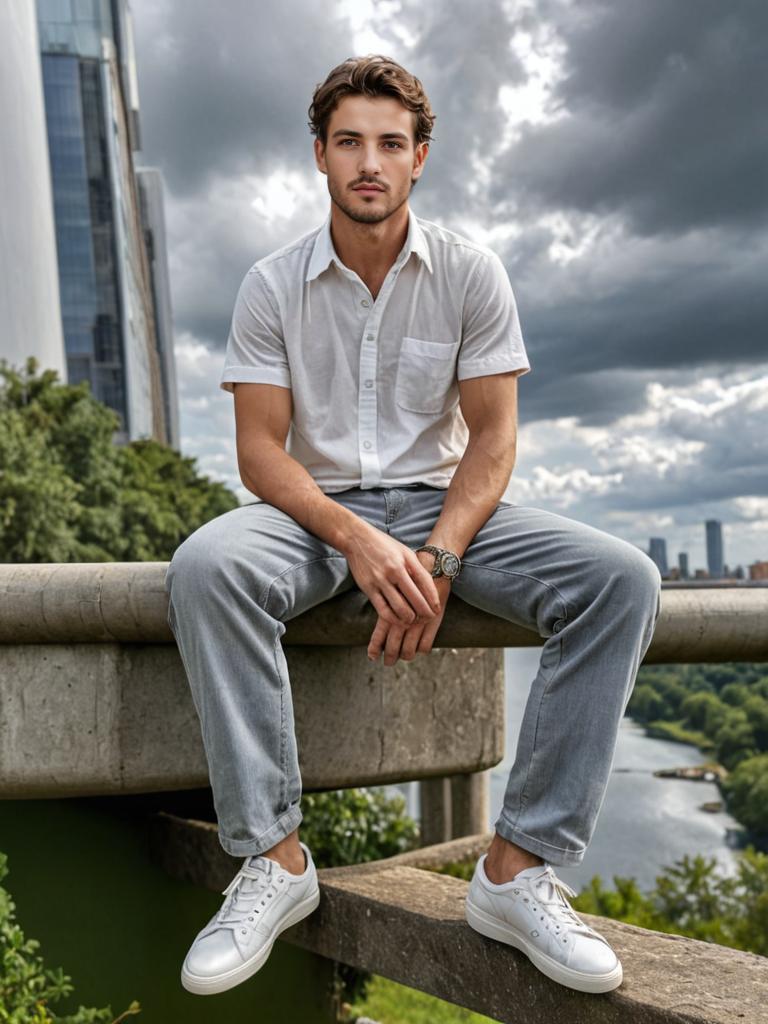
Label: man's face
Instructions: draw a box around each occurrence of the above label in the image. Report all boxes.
[314,94,428,225]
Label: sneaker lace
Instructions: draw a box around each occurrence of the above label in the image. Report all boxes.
[216,858,282,932]
[527,865,610,945]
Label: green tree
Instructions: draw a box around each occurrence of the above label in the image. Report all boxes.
[714,709,757,770]
[721,754,768,835]
[627,684,669,723]
[680,691,724,732]
[0,358,237,562]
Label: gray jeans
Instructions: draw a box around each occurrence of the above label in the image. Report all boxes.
[165,484,661,867]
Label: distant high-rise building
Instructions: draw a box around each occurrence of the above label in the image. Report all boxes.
[0,1,65,379]
[36,0,175,445]
[705,519,724,579]
[649,537,669,577]
[678,552,690,580]
[749,561,768,581]
[136,167,180,450]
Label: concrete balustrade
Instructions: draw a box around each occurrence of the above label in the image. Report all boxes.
[1,562,767,660]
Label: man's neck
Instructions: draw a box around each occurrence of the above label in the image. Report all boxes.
[329,202,410,297]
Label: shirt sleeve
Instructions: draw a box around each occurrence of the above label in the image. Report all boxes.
[457,250,531,381]
[219,267,292,393]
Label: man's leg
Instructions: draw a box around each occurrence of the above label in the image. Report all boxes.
[390,486,663,872]
[165,489,387,865]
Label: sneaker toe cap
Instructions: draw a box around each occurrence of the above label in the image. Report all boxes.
[185,930,240,978]
[569,933,620,975]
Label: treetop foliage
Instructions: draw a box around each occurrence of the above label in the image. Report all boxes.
[0,358,238,562]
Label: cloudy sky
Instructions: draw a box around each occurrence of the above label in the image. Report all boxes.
[131,0,767,572]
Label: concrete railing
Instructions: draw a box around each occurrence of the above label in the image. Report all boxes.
[2,561,767,659]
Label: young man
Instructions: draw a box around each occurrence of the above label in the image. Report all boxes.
[166,55,662,997]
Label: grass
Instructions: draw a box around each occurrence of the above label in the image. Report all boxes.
[345,973,498,1024]
[644,719,716,751]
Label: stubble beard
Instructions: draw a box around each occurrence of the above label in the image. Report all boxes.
[328,177,412,225]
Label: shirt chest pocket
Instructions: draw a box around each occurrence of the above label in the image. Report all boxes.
[395,336,460,414]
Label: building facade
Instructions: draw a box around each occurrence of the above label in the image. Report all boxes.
[649,537,669,577]
[705,519,724,579]
[37,0,174,445]
[0,0,66,380]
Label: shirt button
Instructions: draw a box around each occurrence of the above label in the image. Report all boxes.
[364,379,373,388]
[363,441,372,450]
[367,334,374,341]
[361,299,370,307]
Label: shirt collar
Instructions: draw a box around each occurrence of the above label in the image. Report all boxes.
[305,206,433,283]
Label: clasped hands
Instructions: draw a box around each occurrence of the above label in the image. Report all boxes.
[343,522,453,666]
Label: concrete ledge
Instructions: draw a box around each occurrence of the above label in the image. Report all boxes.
[148,813,768,1024]
[0,644,503,797]
[1,563,767,661]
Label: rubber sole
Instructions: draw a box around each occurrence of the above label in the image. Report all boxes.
[181,886,321,995]
[465,897,623,994]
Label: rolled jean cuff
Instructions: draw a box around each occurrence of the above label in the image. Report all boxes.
[494,813,586,867]
[218,803,304,858]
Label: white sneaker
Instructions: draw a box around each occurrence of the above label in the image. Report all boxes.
[465,856,622,994]
[181,841,320,995]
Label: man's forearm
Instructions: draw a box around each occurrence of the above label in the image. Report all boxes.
[424,429,516,558]
[239,442,364,555]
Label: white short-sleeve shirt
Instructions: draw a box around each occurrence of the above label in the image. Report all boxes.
[220,207,531,493]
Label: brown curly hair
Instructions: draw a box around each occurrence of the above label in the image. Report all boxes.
[308,55,436,147]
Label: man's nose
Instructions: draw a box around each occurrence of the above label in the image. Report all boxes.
[357,144,382,175]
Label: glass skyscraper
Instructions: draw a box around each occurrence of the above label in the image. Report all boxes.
[37,0,176,444]
[649,537,669,577]
[706,519,724,579]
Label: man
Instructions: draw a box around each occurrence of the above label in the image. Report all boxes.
[166,54,662,998]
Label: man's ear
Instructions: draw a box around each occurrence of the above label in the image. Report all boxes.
[314,137,327,175]
[412,141,429,182]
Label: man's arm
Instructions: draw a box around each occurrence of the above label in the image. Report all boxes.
[233,382,441,626]
[419,368,521,562]
[366,368,521,665]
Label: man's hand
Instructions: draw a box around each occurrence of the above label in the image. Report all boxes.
[368,552,453,665]
[343,519,442,627]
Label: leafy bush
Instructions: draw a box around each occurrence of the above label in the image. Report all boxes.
[0,850,140,1023]
[300,787,419,869]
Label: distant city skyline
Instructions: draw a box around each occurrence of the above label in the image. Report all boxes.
[646,516,766,579]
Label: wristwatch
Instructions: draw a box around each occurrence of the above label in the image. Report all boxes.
[415,544,462,580]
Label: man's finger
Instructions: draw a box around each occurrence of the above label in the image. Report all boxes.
[406,555,442,611]
[383,623,406,666]
[397,567,440,619]
[368,617,390,660]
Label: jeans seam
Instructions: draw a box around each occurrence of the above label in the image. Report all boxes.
[260,554,348,615]
[459,561,572,626]
[274,630,288,812]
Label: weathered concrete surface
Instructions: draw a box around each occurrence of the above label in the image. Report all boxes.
[0,643,503,797]
[1,563,766,661]
[148,814,768,1024]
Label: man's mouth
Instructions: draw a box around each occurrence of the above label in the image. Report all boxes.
[353,183,385,193]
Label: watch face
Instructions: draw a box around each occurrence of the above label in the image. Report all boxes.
[441,553,460,577]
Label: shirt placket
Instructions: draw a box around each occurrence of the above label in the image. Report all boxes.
[349,255,410,489]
